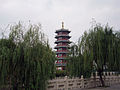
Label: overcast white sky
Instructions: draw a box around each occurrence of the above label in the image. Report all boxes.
[0,0,120,48]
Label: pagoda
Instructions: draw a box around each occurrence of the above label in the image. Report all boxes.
[55,22,71,70]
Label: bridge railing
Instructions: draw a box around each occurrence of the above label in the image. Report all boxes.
[47,72,120,90]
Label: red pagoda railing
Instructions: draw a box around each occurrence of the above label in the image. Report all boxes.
[57,39,68,41]
[57,34,68,36]
[57,56,66,58]
[57,50,68,52]
[57,44,68,46]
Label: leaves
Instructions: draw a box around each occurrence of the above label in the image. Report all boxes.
[0,22,56,90]
[67,23,120,78]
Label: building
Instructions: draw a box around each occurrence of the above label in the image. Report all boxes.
[55,22,71,70]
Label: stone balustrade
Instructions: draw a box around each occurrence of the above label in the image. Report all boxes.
[47,72,120,90]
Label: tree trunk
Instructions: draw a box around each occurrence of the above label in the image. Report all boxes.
[98,70,105,87]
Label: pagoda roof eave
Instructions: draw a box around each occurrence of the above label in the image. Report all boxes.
[55,29,71,33]
[55,35,71,38]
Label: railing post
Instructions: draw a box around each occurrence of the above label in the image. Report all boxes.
[112,72,115,76]
[95,71,98,76]
[81,75,84,88]
[107,72,109,76]
[95,71,98,79]
[56,79,58,90]
[65,76,68,90]
[110,72,112,76]
[91,73,95,87]
[91,73,94,78]
[109,72,112,85]
[106,72,110,86]
[119,75,120,83]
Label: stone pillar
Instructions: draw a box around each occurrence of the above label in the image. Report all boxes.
[107,72,109,76]
[74,77,77,89]
[65,76,68,90]
[95,72,98,76]
[109,72,112,85]
[91,73,94,78]
[110,72,112,76]
[119,75,120,83]
[103,72,105,76]
[56,79,58,90]
[112,72,115,84]
[91,73,95,87]
[81,75,84,88]
[112,72,115,76]
[107,72,110,86]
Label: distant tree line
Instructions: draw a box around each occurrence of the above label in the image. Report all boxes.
[67,23,120,86]
[0,22,56,90]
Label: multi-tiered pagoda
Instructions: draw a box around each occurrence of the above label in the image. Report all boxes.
[55,22,71,70]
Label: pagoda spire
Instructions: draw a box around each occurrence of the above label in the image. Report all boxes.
[62,22,64,29]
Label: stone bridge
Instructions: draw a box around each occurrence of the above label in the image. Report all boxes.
[47,72,120,90]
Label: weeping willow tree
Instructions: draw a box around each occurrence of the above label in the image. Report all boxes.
[0,22,56,90]
[67,32,92,78]
[67,23,120,86]
[67,43,84,77]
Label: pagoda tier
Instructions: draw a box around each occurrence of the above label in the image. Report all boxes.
[54,45,70,49]
[54,22,71,70]
[55,35,71,39]
[56,57,67,60]
[56,63,66,66]
[55,40,71,44]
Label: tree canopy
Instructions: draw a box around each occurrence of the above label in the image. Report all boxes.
[67,24,120,86]
[0,22,56,90]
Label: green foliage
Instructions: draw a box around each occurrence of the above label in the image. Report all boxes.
[0,22,56,90]
[55,70,67,77]
[67,24,120,78]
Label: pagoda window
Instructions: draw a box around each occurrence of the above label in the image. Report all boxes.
[63,54,66,57]
[59,32,62,35]
[63,37,67,39]
[62,32,68,35]
[59,37,62,39]
[62,48,66,50]
[62,32,66,34]
[62,43,67,45]
[58,54,62,57]
[58,48,62,50]
[58,60,62,63]
[58,43,62,45]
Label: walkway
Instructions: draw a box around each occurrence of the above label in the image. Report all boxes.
[74,84,120,90]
